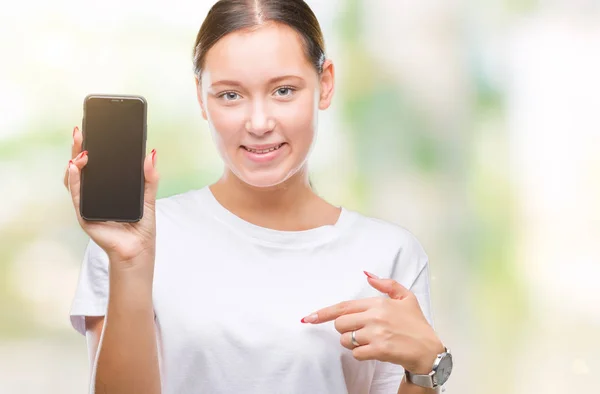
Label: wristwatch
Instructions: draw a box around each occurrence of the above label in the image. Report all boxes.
[404,347,453,389]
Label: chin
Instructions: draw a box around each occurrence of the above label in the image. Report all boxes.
[236,168,296,189]
[225,144,307,189]
[228,156,306,188]
[220,143,310,188]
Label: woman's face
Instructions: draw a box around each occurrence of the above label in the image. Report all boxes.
[196,22,334,188]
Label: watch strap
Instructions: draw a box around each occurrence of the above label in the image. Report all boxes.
[405,370,435,388]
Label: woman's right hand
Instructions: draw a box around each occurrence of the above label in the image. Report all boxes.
[63,126,160,265]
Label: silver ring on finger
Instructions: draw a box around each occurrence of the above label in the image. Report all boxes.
[351,330,361,347]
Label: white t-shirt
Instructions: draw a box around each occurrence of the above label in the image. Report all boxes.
[70,186,436,394]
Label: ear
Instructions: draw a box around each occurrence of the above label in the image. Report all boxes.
[195,76,208,121]
[318,59,335,110]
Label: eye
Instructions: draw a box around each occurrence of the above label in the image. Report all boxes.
[274,86,295,97]
[218,91,241,101]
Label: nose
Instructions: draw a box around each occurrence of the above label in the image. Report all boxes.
[245,101,275,136]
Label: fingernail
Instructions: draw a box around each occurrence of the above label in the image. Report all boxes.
[301,314,318,324]
[74,150,88,160]
[151,149,157,167]
[73,126,78,139]
[364,271,379,279]
[68,159,74,168]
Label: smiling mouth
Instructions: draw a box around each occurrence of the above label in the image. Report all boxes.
[242,143,286,154]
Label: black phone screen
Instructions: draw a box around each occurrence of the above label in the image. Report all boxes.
[81,96,147,222]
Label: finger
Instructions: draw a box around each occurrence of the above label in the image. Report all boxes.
[301,298,377,324]
[333,311,369,334]
[340,328,370,351]
[67,151,89,220]
[351,344,379,362]
[143,149,160,209]
[367,277,412,300]
[72,125,83,157]
[64,126,83,189]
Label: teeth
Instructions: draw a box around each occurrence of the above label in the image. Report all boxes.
[245,144,283,154]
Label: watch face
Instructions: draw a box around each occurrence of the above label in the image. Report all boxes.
[435,354,453,386]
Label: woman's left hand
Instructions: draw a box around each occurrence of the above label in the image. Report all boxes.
[301,271,445,374]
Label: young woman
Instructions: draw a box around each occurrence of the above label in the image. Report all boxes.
[64,1,453,393]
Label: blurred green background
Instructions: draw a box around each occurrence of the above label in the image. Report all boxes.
[1,0,599,392]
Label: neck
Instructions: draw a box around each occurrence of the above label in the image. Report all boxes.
[209,166,320,230]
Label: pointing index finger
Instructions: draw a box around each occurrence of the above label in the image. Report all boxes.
[301,298,375,324]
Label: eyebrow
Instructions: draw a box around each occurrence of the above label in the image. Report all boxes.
[210,75,304,88]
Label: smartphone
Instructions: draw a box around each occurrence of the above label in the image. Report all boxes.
[80,94,147,222]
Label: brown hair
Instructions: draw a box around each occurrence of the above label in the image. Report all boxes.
[192,0,326,78]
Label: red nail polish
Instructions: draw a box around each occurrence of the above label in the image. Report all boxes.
[151,149,156,167]
[364,271,379,279]
[75,150,88,160]
[301,314,318,324]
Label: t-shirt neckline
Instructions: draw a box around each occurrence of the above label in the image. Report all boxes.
[196,186,355,248]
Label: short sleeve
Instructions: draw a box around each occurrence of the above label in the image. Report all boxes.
[69,239,110,336]
[370,235,436,394]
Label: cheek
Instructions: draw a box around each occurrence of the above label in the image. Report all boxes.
[206,102,245,146]
[276,96,317,144]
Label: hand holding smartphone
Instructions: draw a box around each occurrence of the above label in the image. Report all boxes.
[63,94,160,263]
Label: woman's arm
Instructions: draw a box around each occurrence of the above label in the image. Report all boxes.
[84,316,104,372]
[91,252,161,394]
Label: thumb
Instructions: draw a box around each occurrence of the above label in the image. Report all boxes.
[143,149,160,207]
[365,274,412,300]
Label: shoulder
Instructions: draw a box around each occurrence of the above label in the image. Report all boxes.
[345,209,429,263]
[156,188,203,211]
[346,211,430,290]
[350,211,425,253]
[155,187,211,221]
